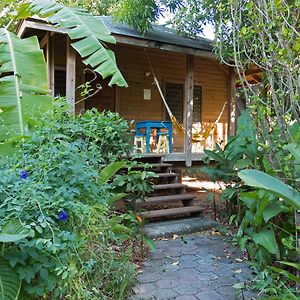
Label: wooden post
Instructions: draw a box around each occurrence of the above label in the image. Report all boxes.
[46,32,55,96]
[184,54,194,167]
[66,37,76,113]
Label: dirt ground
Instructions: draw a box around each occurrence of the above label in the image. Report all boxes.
[182,176,230,225]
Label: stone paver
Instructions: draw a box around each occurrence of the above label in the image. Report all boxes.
[127,234,259,300]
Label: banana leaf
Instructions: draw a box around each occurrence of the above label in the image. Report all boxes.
[0,29,52,146]
[27,0,128,87]
[0,258,21,300]
[0,220,29,243]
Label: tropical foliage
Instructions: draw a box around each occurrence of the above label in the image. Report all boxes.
[0,102,154,299]
[0,1,156,299]
[0,30,52,142]
[0,0,127,155]
[202,111,300,298]
[114,1,300,297]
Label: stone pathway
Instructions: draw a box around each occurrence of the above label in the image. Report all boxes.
[128,234,259,300]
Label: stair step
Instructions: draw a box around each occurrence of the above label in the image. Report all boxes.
[157,173,178,178]
[122,162,172,170]
[150,163,173,168]
[142,206,203,219]
[153,183,187,190]
[137,194,196,206]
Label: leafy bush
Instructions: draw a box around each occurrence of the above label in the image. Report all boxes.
[202,110,300,297]
[20,101,133,165]
[0,103,142,300]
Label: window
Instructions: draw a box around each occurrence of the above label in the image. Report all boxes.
[54,70,66,97]
[166,83,184,123]
[193,85,202,122]
[165,83,202,124]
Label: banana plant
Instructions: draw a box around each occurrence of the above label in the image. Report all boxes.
[0,0,128,155]
[0,30,52,149]
[26,0,128,88]
[0,220,29,300]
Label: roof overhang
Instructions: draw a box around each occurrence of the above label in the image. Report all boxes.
[17,18,215,58]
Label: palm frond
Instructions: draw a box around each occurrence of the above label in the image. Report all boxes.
[28,0,128,87]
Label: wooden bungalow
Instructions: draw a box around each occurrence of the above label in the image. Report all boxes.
[17,16,237,167]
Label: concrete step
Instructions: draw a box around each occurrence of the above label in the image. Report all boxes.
[143,217,221,238]
[136,194,196,206]
[142,206,203,219]
[153,183,187,190]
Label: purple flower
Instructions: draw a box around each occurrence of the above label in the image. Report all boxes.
[58,211,68,222]
[20,170,29,180]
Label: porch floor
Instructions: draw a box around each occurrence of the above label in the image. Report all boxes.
[130,152,207,167]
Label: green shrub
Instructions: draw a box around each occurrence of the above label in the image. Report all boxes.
[202,110,299,298]
[0,103,138,299]
[21,100,133,165]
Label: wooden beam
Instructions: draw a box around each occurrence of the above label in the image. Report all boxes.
[40,32,49,49]
[66,37,76,113]
[184,54,194,167]
[46,33,55,96]
[17,20,28,37]
[114,35,215,58]
[115,87,120,113]
[20,19,66,36]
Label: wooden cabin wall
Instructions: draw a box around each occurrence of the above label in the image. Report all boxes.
[72,43,229,152]
[113,45,186,152]
[193,57,229,152]
[116,46,186,122]
[194,57,229,124]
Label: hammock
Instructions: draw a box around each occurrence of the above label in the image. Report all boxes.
[144,49,227,142]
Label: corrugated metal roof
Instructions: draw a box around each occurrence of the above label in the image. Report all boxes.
[99,16,213,52]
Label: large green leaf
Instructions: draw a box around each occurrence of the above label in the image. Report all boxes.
[284,143,300,176]
[235,110,258,160]
[238,169,300,210]
[204,149,226,164]
[99,161,125,183]
[0,220,29,243]
[107,192,127,206]
[27,0,128,87]
[278,261,300,270]
[252,229,279,256]
[262,203,286,223]
[0,29,52,146]
[0,257,21,300]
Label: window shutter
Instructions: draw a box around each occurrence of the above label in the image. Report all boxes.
[166,83,184,123]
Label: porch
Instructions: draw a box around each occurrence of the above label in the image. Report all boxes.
[18,17,236,166]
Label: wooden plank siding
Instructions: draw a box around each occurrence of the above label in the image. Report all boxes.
[50,39,229,153]
[192,56,229,152]
[112,45,186,152]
